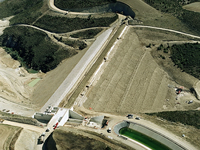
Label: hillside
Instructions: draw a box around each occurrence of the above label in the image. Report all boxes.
[0,26,75,73]
[55,0,116,9]
[143,0,200,35]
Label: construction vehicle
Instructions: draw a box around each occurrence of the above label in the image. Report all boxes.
[0,118,4,123]
[38,135,44,144]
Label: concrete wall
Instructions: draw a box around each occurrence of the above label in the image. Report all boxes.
[59,110,69,126]
[90,116,104,125]
[114,121,129,135]
[128,123,185,150]
[69,110,84,120]
[34,113,53,121]
[68,118,83,124]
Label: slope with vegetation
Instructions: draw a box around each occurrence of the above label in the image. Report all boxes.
[0,0,45,25]
[144,0,200,34]
[55,0,116,10]
[0,26,74,73]
[146,110,200,129]
[34,14,118,33]
[157,43,200,80]
[70,28,103,39]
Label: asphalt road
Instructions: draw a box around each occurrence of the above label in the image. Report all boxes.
[40,27,113,112]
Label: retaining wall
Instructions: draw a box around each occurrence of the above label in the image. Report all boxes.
[129,123,184,150]
[114,121,129,135]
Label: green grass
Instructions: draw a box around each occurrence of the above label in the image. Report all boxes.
[28,78,41,87]
[34,14,118,33]
[146,110,200,129]
[55,0,116,10]
[27,69,39,74]
[71,28,103,39]
[119,127,171,150]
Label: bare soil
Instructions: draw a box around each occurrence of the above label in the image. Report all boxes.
[15,129,40,150]
[0,124,21,150]
[0,47,44,113]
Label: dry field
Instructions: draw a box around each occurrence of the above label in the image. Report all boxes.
[83,26,199,114]
[183,2,200,13]
[0,124,21,150]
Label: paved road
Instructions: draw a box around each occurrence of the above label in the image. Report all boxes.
[40,27,113,112]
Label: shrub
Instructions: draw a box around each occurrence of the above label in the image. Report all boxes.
[0,26,74,73]
[146,110,200,129]
[71,28,103,39]
[34,14,118,33]
[55,0,116,10]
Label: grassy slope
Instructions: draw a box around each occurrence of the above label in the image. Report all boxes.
[143,0,200,35]
[0,111,39,126]
[118,0,197,35]
[70,28,103,39]
[0,26,74,73]
[170,43,200,79]
[47,129,108,150]
[55,0,116,9]
[146,110,200,129]
[34,14,118,33]
[0,0,44,24]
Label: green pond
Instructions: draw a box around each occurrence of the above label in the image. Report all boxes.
[119,127,171,150]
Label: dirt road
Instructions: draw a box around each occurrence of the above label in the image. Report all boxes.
[132,25,200,39]
[74,106,198,150]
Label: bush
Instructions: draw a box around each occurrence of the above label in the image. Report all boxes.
[34,14,118,33]
[146,110,200,129]
[55,0,116,10]
[61,39,87,50]
[0,0,43,25]
[170,43,200,79]
[143,0,200,34]
[71,28,103,39]
[0,26,74,73]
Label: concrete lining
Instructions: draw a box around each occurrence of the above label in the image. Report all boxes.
[114,121,187,150]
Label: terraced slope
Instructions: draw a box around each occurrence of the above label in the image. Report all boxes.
[0,124,21,150]
[84,27,176,113]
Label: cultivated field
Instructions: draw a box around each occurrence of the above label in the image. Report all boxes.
[0,124,21,150]
[83,26,199,114]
